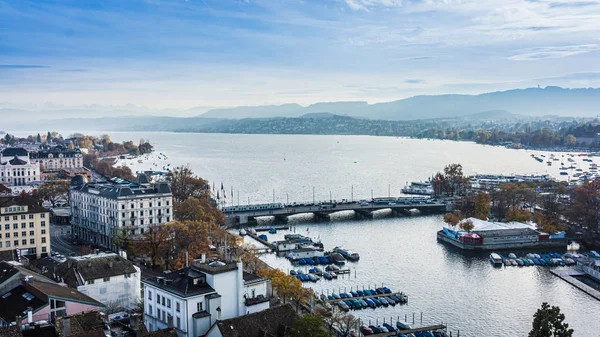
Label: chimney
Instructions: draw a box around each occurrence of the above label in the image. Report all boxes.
[27,309,33,324]
[16,316,22,333]
[62,317,71,337]
[109,261,113,268]
[216,307,222,321]
[201,254,206,263]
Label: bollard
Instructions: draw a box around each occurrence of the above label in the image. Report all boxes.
[421,312,423,323]
[413,313,415,325]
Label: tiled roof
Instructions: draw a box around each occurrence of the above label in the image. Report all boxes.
[55,311,104,337]
[215,304,297,337]
[8,158,28,166]
[242,271,264,284]
[142,328,179,337]
[0,326,20,337]
[71,180,171,199]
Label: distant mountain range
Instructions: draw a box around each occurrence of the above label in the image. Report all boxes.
[3,86,600,132]
[200,87,600,120]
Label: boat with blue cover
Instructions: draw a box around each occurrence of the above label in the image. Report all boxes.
[258,234,268,241]
[396,321,411,330]
[268,227,277,234]
[323,272,333,280]
[383,323,396,332]
[289,270,296,275]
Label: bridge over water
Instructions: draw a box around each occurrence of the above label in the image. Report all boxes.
[224,200,453,226]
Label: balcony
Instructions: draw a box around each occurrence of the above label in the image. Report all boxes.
[244,294,269,306]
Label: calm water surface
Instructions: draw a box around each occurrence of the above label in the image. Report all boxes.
[39,131,600,336]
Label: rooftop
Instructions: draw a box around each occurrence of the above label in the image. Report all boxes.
[0,197,49,215]
[70,176,171,199]
[215,304,297,337]
[55,311,105,337]
[25,279,104,307]
[53,253,138,287]
[191,260,239,275]
[0,285,46,323]
[1,148,28,158]
[143,268,216,299]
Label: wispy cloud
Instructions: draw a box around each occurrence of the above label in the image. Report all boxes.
[405,79,424,84]
[548,1,598,8]
[0,65,48,69]
[508,44,600,60]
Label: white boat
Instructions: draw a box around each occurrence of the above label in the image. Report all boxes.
[401,181,433,195]
[489,253,503,267]
[239,229,247,236]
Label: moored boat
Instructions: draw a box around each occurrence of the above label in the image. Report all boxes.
[489,253,503,267]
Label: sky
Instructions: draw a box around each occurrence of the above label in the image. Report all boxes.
[1,0,600,112]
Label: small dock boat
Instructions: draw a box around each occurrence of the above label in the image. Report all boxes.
[489,253,503,267]
[238,229,247,236]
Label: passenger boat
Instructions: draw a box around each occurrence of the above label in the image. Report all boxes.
[401,181,433,195]
[489,253,503,267]
[334,247,360,261]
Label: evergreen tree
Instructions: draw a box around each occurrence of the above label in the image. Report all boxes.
[47,131,53,143]
[529,302,573,337]
[36,133,42,143]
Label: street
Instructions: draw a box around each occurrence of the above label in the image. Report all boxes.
[50,222,79,256]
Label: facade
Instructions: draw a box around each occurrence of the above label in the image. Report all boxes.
[70,175,173,251]
[48,252,141,310]
[142,259,270,337]
[0,148,41,187]
[30,145,84,171]
[0,277,102,326]
[0,197,51,259]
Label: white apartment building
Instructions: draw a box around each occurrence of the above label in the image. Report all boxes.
[70,174,173,251]
[0,148,41,187]
[142,258,270,337]
[50,251,141,310]
[30,145,84,170]
[0,197,50,258]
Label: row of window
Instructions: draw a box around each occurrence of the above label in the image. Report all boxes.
[148,305,182,330]
[0,229,45,238]
[0,214,45,221]
[0,238,46,248]
[2,223,45,230]
[122,200,170,209]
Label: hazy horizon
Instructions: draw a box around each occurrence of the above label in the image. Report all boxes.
[2,0,600,111]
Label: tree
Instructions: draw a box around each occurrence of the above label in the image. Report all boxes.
[47,131,53,143]
[474,192,491,220]
[168,220,210,269]
[174,197,224,225]
[529,302,573,337]
[286,314,329,337]
[68,140,75,150]
[459,219,474,232]
[443,210,463,229]
[564,134,576,146]
[36,133,42,143]
[566,181,600,236]
[37,181,70,206]
[444,163,464,196]
[135,225,172,267]
[257,268,305,305]
[167,166,210,202]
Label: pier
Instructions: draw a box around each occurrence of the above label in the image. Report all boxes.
[245,231,276,250]
[324,291,407,303]
[225,199,452,226]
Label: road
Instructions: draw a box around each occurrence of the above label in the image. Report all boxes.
[50,222,79,256]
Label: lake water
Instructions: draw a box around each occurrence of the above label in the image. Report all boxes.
[27,131,600,336]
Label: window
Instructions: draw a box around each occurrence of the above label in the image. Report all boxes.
[42,246,46,253]
[3,216,8,221]
[167,299,171,308]
[4,224,8,230]
[124,273,131,278]
[156,295,160,304]
[162,296,165,306]
[149,202,153,207]
[28,214,34,219]
[121,205,125,210]
[166,217,170,222]
[21,215,25,220]
[166,209,170,214]
[41,221,46,227]
[148,305,153,315]
[103,277,110,282]
[158,202,161,207]
[29,231,34,236]
[88,280,95,285]
[29,222,34,228]
[197,302,203,312]
[13,232,17,237]
[176,317,180,329]
[21,231,26,237]
[12,216,17,221]
[131,204,134,209]
[42,237,46,243]
[21,223,26,228]
[40,214,45,219]
[5,241,10,247]
[14,240,18,246]
[176,302,180,312]
[13,224,17,229]
[30,239,34,244]
[148,291,152,300]
[41,229,46,235]
[22,239,26,245]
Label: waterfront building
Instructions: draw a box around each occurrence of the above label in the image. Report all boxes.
[437,217,567,250]
[38,251,141,311]
[142,258,270,337]
[0,148,41,187]
[0,197,51,259]
[0,277,102,326]
[30,145,84,171]
[69,174,173,251]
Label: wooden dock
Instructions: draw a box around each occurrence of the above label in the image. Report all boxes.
[368,324,447,336]
[551,268,600,301]
[245,231,276,250]
[255,226,289,232]
[324,291,408,303]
